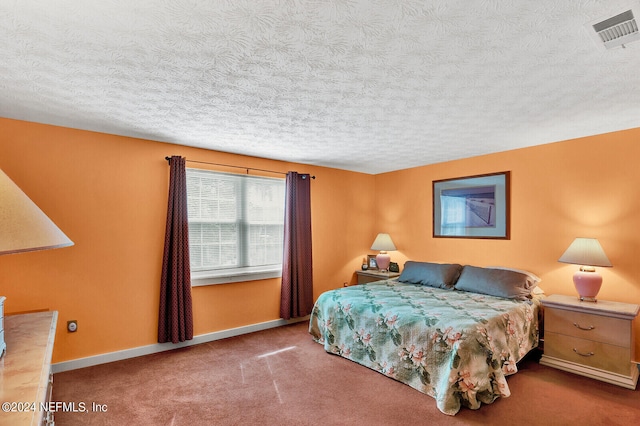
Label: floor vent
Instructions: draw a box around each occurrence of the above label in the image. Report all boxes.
[589,9,640,49]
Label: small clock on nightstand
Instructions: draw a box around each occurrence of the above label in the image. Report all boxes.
[540,294,639,389]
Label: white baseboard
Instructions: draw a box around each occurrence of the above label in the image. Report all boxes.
[52,316,309,374]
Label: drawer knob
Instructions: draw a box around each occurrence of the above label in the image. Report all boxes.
[573,348,595,357]
[573,322,595,331]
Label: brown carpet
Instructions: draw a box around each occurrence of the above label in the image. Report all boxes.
[53,322,639,425]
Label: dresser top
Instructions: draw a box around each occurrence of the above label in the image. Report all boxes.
[542,294,640,319]
[1,311,58,425]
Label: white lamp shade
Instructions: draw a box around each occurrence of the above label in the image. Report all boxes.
[0,168,73,255]
[370,233,396,251]
[558,238,611,267]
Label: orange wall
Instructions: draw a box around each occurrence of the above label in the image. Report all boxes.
[0,118,375,362]
[3,117,640,363]
[375,127,640,358]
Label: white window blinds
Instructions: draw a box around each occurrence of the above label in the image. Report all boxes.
[186,169,285,285]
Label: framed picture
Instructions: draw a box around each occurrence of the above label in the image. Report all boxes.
[433,171,510,239]
[367,255,378,270]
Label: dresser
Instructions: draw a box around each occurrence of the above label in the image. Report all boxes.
[356,270,400,284]
[0,311,58,425]
[0,296,6,358]
[540,294,639,389]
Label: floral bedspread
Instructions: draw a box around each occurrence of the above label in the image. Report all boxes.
[308,280,540,415]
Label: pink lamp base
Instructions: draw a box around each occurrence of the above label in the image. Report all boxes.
[573,269,602,302]
[376,252,391,272]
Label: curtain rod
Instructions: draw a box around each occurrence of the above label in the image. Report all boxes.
[164,156,315,179]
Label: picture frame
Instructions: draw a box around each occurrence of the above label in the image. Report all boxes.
[367,255,378,270]
[433,171,510,239]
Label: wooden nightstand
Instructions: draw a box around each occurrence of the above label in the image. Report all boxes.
[540,294,639,389]
[356,270,400,284]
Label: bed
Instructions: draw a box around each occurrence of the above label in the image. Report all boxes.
[309,261,542,415]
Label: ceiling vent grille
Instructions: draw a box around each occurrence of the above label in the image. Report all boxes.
[589,9,640,49]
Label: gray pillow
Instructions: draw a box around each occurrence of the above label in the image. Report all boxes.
[454,265,533,300]
[397,261,463,289]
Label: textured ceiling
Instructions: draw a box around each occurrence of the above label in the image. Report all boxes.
[1,1,640,174]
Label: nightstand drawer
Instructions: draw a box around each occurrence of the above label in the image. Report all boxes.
[356,270,400,285]
[544,308,630,347]
[544,332,631,375]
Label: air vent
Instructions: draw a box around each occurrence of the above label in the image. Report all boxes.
[589,9,640,49]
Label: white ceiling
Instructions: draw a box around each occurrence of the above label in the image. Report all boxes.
[2,1,640,174]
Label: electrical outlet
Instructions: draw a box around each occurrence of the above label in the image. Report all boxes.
[67,320,78,333]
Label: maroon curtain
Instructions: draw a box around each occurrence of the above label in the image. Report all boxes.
[158,156,194,343]
[280,172,314,320]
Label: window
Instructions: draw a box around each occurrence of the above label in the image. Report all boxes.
[186,169,286,285]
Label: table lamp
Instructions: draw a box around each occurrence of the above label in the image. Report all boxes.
[558,237,611,302]
[0,168,74,357]
[370,233,396,272]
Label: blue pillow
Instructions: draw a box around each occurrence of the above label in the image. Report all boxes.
[397,261,463,289]
[454,266,534,300]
